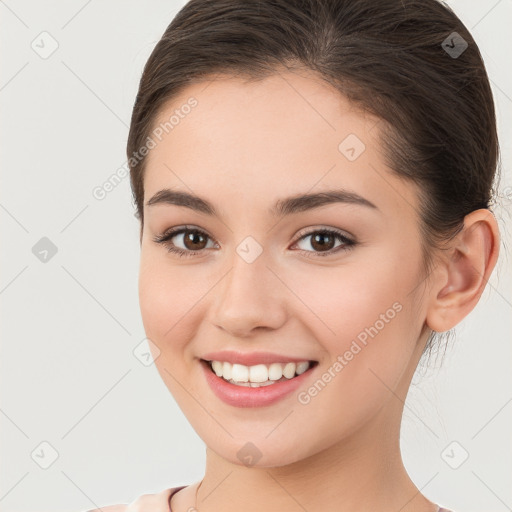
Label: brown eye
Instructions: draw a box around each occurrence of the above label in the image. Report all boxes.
[293,228,356,258]
[153,226,217,257]
[309,232,337,252]
[182,229,209,250]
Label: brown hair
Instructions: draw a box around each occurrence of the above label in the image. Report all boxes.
[127,0,500,352]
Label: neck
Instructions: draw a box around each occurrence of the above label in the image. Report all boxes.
[195,404,436,512]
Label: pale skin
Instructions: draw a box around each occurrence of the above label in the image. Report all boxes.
[95,69,499,512]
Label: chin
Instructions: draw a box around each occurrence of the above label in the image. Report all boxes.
[205,435,314,469]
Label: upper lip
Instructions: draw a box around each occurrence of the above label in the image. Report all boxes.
[200,350,317,366]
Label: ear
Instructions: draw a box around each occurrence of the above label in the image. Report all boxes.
[426,209,500,332]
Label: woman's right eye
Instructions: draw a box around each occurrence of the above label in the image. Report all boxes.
[153,226,217,257]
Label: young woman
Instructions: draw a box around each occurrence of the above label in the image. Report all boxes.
[91,0,501,510]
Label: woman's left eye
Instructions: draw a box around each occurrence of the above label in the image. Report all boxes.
[292,228,356,257]
[153,226,356,258]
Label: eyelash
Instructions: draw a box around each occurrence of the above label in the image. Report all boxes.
[152,225,356,259]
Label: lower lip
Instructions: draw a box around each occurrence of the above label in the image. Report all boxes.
[200,359,317,408]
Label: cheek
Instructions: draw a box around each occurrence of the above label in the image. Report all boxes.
[138,255,211,407]
[138,252,202,354]
[290,246,423,405]
[290,246,420,344]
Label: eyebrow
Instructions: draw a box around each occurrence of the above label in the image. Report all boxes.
[145,188,379,217]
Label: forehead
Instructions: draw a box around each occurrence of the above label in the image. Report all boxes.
[143,70,419,219]
[148,69,372,161]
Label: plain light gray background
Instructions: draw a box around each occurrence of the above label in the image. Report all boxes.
[1,1,511,511]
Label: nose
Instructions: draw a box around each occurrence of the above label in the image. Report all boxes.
[210,252,287,338]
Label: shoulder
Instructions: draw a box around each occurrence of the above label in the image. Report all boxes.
[85,507,127,512]
[84,487,180,512]
[85,506,127,512]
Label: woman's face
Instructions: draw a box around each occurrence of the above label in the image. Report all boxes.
[139,70,433,467]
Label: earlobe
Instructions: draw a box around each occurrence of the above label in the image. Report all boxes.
[426,209,500,333]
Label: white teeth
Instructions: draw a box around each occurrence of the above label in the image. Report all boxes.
[282,362,296,379]
[222,361,232,380]
[211,360,223,376]
[231,363,249,382]
[206,359,313,385]
[249,364,269,383]
[268,363,283,381]
[296,361,310,375]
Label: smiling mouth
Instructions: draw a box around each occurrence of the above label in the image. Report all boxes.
[200,358,319,387]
